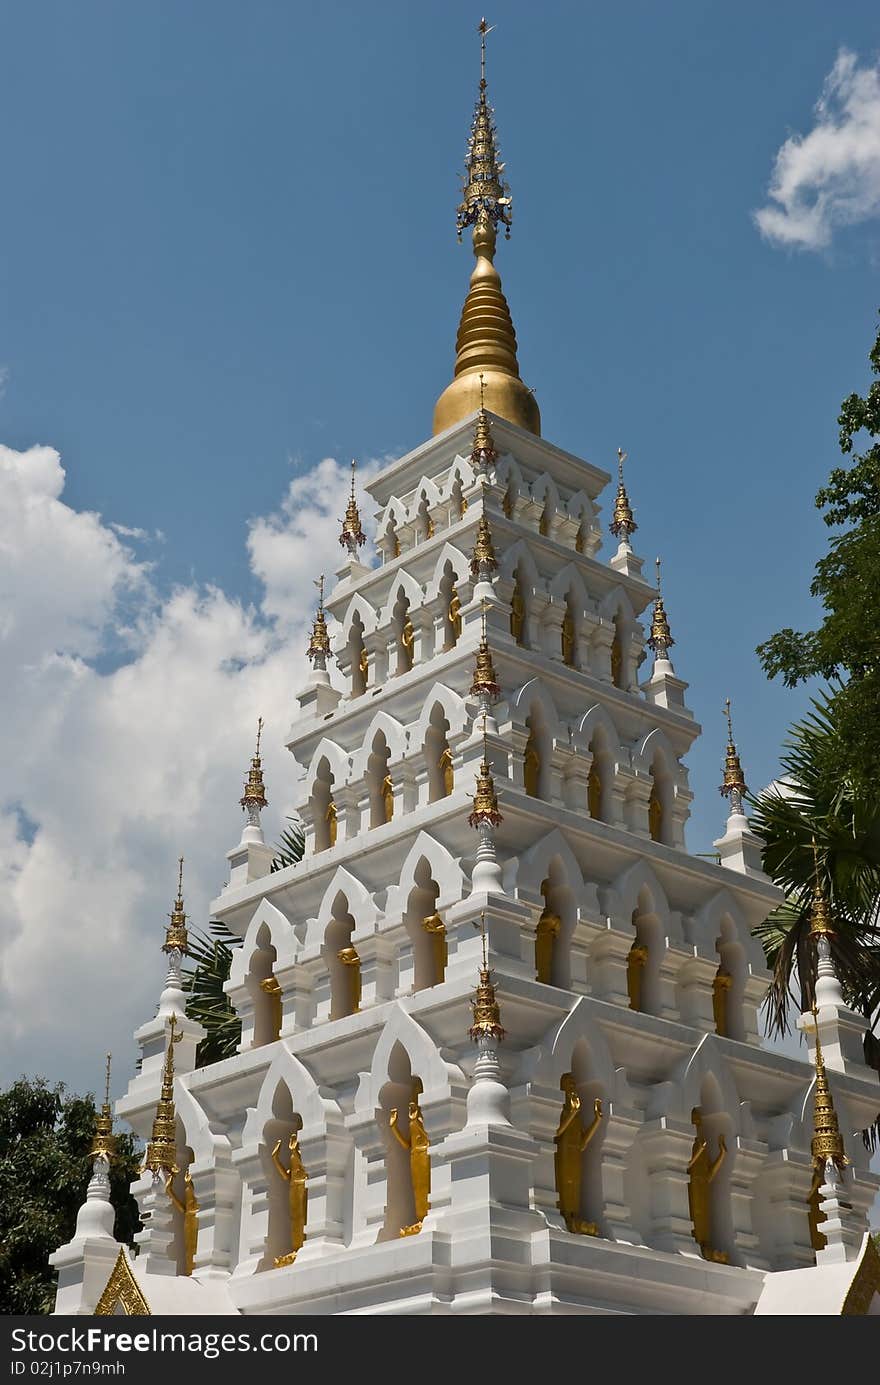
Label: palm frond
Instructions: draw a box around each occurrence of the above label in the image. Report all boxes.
[181,921,241,1066]
[270,817,305,873]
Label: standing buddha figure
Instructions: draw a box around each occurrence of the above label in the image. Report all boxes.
[165,1170,199,1276]
[382,771,394,823]
[510,579,526,645]
[448,589,462,645]
[554,1074,603,1234]
[439,746,454,797]
[626,939,649,1011]
[535,898,561,985]
[390,1099,431,1235]
[336,946,361,1015]
[687,1107,728,1263]
[271,1132,308,1267]
[422,910,448,983]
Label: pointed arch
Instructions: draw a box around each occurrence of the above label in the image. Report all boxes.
[358,1002,461,1114]
[611,858,672,930]
[303,865,377,952]
[679,1035,742,1126]
[443,455,476,505]
[349,710,407,781]
[303,738,349,799]
[514,827,586,902]
[498,536,541,586]
[512,677,564,741]
[548,562,589,607]
[385,831,466,917]
[424,542,471,602]
[531,998,617,1095]
[378,569,424,628]
[241,1046,333,1147]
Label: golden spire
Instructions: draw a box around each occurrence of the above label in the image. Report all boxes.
[471,373,499,473]
[470,512,498,578]
[143,1016,182,1176]
[163,857,189,956]
[719,698,747,808]
[470,601,501,702]
[809,838,835,939]
[646,556,675,657]
[307,574,332,664]
[433,19,540,438]
[469,912,506,1042]
[468,714,503,828]
[89,1052,117,1162]
[240,717,269,814]
[339,459,366,555]
[809,1005,849,1177]
[610,448,637,541]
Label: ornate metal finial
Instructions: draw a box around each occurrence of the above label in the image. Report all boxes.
[719,697,747,813]
[470,600,501,707]
[457,19,511,243]
[468,713,503,828]
[143,1016,182,1177]
[610,447,637,541]
[89,1052,117,1162]
[469,909,506,1043]
[470,373,499,474]
[809,1005,849,1177]
[307,574,332,666]
[163,857,189,956]
[339,459,366,555]
[470,512,499,583]
[646,556,674,659]
[240,717,269,822]
[809,838,835,939]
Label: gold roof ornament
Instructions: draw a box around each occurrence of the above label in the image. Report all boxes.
[339,459,366,555]
[809,1005,849,1176]
[433,19,540,437]
[307,574,331,663]
[468,714,503,828]
[809,838,835,939]
[719,698,747,800]
[469,913,506,1042]
[470,602,501,702]
[89,1052,117,1162]
[470,513,498,578]
[240,717,269,814]
[471,374,499,473]
[143,1016,182,1177]
[610,448,637,541]
[646,557,675,656]
[162,857,189,956]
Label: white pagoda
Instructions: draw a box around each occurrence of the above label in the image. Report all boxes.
[52,22,880,1317]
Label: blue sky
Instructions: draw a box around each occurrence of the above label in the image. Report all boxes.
[2,3,880,1093]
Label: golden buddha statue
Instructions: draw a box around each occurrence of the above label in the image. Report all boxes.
[502,488,513,518]
[712,967,732,1037]
[523,739,540,798]
[165,1169,199,1275]
[422,910,448,982]
[561,605,575,667]
[587,761,602,820]
[535,901,561,984]
[626,940,649,1011]
[510,580,525,645]
[259,975,283,1041]
[382,771,394,823]
[439,746,454,797]
[648,785,663,842]
[400,615,415,671]
[271,1132,308,1267]
[325,798,338,849]
[358,643,369,689]
[610,633,623,688]
[554,1074,603,1235]
[390,1099,430,1235]
[336,946,361,1015]
[687,1107,728,1263]
[448,589,462,644]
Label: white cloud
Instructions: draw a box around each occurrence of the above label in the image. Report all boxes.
[0,442,377,1096]
[754,49,880,251]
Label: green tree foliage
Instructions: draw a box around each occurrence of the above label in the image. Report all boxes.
[183,818,304,1067]
[749,696,880,1040]
[757,312,880,784]
[182,921,242,1067]
[0,1077,141,1315]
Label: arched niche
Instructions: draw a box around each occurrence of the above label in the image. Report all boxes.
[438,561,461,651]
[629,885,664,1015]
[310,755,338,853]
[246,922,282,1047]
[259,1082,303,1270]
[686,1071,737,1265]
[424,702,454,803]
[403,859,445,991]
[322,892,359,1020]
[564,1037,608,1232]
[536,861,575,989]
[366,730,393,828]
[714,913,747,1042]
[377,1045,424,1241]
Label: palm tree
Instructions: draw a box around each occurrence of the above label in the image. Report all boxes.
[182,818,305,1066]
[749,695,880,1144]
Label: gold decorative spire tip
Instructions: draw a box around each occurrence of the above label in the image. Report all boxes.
[163,856,189,955]
[809,1005,848,1175]
[809,837,835,938]
[89,1051,117,1162]
[647,555,674,656]
[143,1016,182,1176]
[339,459,366,554]
[610,448,637,540]
[240,718,269,813]
[307,574,332,663]
[720,698,747,802]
